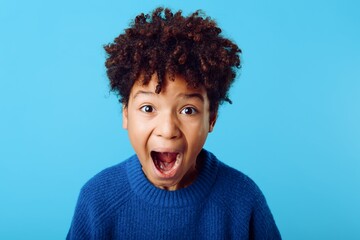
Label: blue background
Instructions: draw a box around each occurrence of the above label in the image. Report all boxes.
[1,0,359,239]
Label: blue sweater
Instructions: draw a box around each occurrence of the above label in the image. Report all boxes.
[67,150,281,239]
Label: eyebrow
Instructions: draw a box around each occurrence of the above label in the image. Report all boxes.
[132,90,155,99]
[132,90,204,102]
[178,93,204,102]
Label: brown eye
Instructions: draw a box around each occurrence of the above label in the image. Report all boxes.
[181,107,197,115]
[140,105,154,113]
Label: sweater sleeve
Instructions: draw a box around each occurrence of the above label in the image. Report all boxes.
[66,186,99,240]
[249,190,282,240]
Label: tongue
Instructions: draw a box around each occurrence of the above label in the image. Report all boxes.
[153,152,178,172]
[157,152,178,163]
[159,161,175,171]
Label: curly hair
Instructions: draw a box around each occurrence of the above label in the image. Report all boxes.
[104,7,241,114]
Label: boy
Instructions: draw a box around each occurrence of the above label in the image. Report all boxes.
[67,7,281,239]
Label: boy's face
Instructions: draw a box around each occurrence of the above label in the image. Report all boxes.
[123,73,216,190]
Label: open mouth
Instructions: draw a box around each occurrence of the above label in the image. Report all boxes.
[151,151,181,176]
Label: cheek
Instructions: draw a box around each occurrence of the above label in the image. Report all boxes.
[131,115,156,136]
[127,116,150,149]
[184,120,209,145]
[130,127,146,142]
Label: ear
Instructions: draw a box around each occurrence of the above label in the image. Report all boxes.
[122,105,128,129]
[209,111,217,133]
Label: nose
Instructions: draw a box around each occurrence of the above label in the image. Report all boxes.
[154,112,181,139]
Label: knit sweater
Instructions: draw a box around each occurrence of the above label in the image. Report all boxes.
[67,150,281,239]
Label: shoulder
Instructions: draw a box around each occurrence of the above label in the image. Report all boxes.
[208,153,268,213]
[208,153,281,239]
[76,156,134,220]
[67,157,135,238]
[214,157,262,201]
[82,158,129,193]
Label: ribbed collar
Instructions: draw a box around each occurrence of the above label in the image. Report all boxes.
[126,149,219,207]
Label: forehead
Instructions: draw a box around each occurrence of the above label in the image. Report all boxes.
[130,73,207,99]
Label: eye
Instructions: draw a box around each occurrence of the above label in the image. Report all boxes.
[140,105,154,113]
[180,107,198,115]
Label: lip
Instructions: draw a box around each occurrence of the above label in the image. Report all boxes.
[150,148,182,179]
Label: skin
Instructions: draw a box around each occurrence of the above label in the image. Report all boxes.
[122,73,217,190]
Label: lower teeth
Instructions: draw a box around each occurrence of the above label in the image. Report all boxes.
[151,151,180,172]
[158,161,174,172]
